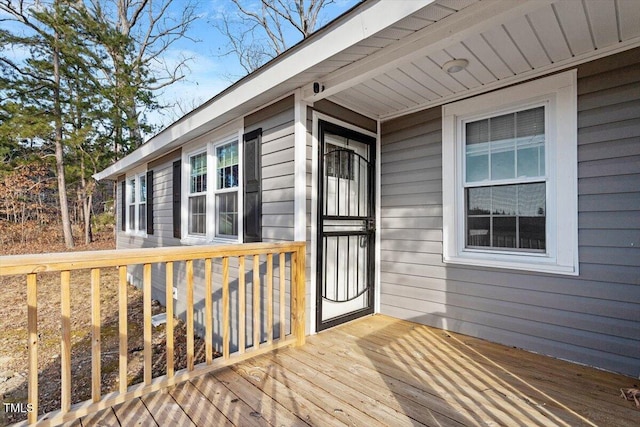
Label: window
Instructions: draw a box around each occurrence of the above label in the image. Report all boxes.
[215,141,239,238]
[465,107,546,251]
[182,134,243,243]
[126,172,147,234]
[326,143,355,180]
[188,151,207,235]
[442,71,578,275]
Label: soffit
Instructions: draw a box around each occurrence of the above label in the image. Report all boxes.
[312,0,640,119]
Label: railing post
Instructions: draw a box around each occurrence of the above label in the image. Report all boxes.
[26,273,38,424]
[292,243,306,347]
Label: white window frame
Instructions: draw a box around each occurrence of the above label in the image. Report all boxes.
[442,70,578,275]
[186,149,208,239]
[125,168,147,237]
[213,139,241,240]
[181,131,244,245]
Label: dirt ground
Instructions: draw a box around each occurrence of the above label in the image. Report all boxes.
[0,230,207,425]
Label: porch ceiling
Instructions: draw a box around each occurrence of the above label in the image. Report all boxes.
[308,0,640,119]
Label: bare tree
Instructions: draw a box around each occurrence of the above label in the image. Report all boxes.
[218,0,336,74]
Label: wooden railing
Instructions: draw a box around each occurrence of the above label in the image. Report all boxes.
[0,242,306,426]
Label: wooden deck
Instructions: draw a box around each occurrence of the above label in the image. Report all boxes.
[68,315,637,427]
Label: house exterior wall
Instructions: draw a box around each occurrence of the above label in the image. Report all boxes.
[245,95,296,242]
[378,48,640,377]
[114,99,298,351]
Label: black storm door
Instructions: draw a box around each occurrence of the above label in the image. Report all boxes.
[317,120,375,331]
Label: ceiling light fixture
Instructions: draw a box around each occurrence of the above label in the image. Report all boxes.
[443,58,469,73]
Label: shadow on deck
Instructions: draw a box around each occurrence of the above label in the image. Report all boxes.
[71,315,637,427]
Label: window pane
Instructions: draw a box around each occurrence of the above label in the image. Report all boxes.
[465,183,545,251]
[465,120,489,182]
[188,195,206,235]
[129,179,136,203]
[467,107,545,182]
[128,205,135,230]
[216,192,238,237]
[139,175,146,202]
[190,153,207,193]
[520,216,546,250]
[518,183,545,217]
[516,107,545,177]
[139,204,146,231]
[492,185,517,216]
[518,182,546,249]
[467,217,490,247]
[217,142,239,189]
[493,216,516,248]
[517,106,544,137]
[467,187,491,215]
[490,113,515,180]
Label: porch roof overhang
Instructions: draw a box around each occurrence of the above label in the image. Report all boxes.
[95,0,640,181]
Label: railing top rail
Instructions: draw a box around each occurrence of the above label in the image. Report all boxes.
[0,241,306,276]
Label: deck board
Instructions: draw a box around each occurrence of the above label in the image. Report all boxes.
[212,368,308,427]
[113,397,158,426]
[79,407,119,426]
[78,315,638,427]
[190,373,267,427]
[140,389,195,427]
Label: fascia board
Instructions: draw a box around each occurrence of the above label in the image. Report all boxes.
[94,0,433,181]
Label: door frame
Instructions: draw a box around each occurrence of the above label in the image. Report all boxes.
[311,112,379,332]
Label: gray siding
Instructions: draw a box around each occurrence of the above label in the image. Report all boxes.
[379,48,640,377]
[246,96,296,242]
[115,99,297,350]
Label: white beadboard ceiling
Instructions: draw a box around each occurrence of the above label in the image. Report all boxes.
[308,0,640,120]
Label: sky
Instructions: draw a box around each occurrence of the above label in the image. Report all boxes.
[148,0,360,133]
[0,0,360,138]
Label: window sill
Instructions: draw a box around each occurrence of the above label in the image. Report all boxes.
[123,231,147,238]
[180,236,240,246]
[443,254,578,276]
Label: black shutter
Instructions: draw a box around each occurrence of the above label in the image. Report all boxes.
[172,160,182,239]
[120,180,126,231]
[146,170,154,235]
[243,128,262,242]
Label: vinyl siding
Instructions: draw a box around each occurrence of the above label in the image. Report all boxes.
[378,48,640,377]
[114,98,298,350]
[246,96,296,242]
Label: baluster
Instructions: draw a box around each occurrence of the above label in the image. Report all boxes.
[253,255,261,350]
[205,258,213,365]
[186,260,194,371]
[91,268,101,402]
[143,263,152,384]
[61,271,71,413]
[279,253,286,340]
[165,262,174,378]
[222,257,230,359]
[238,256,246,354]
[118,266,128,394]
[267,253,273,345]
